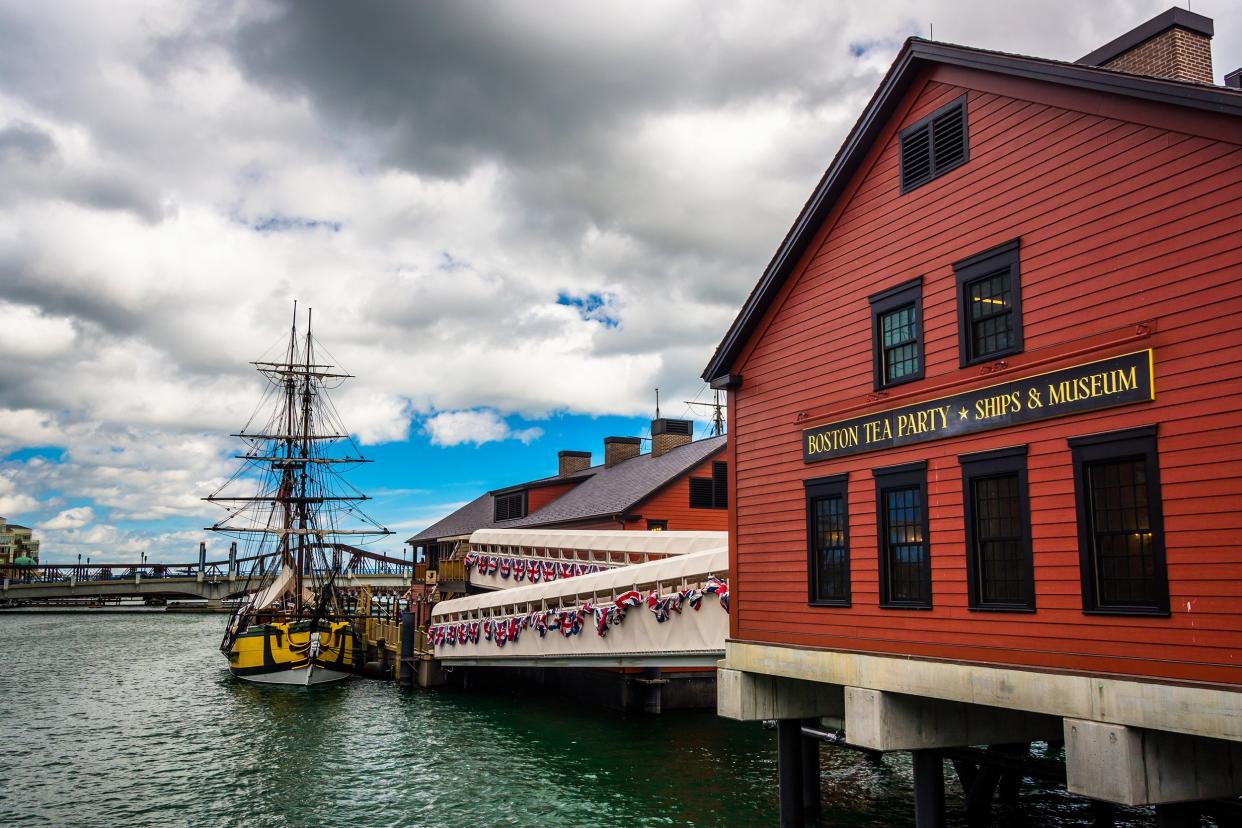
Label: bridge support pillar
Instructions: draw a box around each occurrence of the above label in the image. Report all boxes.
[205,597,223,610]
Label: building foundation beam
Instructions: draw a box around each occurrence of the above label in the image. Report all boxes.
[718,667,844,722]
[844,687,1062,752]
[1065,718,1242,806]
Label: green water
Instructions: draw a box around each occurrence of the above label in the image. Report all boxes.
[0,614,1158,827]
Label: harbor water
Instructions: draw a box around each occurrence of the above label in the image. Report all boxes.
[0,613,1159,827]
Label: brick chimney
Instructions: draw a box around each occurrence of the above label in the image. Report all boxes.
[557,450,591,476]
[651,418,693,458]
[603,436,641,468]
[1077,7,1214,85]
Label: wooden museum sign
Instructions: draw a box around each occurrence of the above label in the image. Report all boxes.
[803,350,1154,462]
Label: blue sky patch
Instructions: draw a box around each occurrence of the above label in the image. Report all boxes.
[556,292,620,328]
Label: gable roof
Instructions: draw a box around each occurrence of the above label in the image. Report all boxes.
[406,435,727,543]
[503,435,726,528]
[407,465,595,544]
[701,37,1242,385]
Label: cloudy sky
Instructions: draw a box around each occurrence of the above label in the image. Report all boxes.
[1,0,1238,563]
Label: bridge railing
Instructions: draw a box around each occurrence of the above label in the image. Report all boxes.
[2,558,413,586]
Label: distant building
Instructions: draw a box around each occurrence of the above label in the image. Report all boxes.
[0,517,40,565]
[407,417,727,582]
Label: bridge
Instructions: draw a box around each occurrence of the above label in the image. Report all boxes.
[1,546,412,608]
[429,530,729,668]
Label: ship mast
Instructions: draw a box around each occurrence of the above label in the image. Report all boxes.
[204,302,393,620]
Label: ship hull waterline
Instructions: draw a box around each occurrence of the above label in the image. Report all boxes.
[225,619,360,688]
[231,663,352,686]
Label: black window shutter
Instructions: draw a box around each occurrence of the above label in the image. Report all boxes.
[900,97,967,193]
[931,104,966,170]
[493,492,525,521]
[712,461,728,508]
[900,124,932,190]
[689,478,714,509]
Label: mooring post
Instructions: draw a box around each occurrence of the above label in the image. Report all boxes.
[777,719,805,828]
[398,610,414,689]
[801,718,822,820]
[911,749,946,828]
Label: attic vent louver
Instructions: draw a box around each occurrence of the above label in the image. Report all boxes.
[493,491,526,521]
[900,97,968,193]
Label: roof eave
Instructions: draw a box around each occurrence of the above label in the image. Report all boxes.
[701,38,1242,384]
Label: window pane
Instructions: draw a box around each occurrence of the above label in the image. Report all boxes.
[971,474,1024,605]
[1088,458,1157,606]
[881,304,919,383]
[884,486,927,604]
[812,494,848,601]
[968,270,1013,358]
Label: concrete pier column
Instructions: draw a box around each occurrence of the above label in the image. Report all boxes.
[641,667,664,715]
[912,750,946,828]
[801,718,822,820]
[777,719,805,828]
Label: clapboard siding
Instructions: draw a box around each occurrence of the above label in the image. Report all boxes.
[526,481,584,514]
[627,456,729,531]
[726,64,1242,686]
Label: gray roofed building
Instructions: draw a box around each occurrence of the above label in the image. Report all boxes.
[406,419,728,548]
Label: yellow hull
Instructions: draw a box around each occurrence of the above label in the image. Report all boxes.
[225,619,359,686]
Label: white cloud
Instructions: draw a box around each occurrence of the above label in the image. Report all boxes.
[39,505,94,529]
[0,472,39,516]
[423,410,544,448]
[0,0,1238,553]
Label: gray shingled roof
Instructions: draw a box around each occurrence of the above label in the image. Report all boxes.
[406,435,727,543]
[506,436,725,527]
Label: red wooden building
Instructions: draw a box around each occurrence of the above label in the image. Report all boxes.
[703,8,1242,825]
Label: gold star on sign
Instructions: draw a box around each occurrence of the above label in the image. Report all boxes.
[959,407,970,420]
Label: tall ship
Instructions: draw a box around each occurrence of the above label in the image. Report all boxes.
[208,305,392,685]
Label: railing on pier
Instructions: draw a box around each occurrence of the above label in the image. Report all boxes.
[436,560,466,583]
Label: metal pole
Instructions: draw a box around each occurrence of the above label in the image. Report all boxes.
[777,719,805,828]
[912,749,946,828]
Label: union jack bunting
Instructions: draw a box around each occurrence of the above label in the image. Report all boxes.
[499,558,513,579]
[542,560,557,581]
[513,559,527,581]
[463,551,479,571]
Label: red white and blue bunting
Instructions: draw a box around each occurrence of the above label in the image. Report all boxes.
[463,551,608,583]
[428,576,729,650]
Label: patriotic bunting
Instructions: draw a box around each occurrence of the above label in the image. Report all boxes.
[427,577,728,652]
[459,553,607,583]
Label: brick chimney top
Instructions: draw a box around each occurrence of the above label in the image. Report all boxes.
[557,450,591,477]
[650,418,693,458]
[1077,7,1214,85]
[603,436,641,468]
